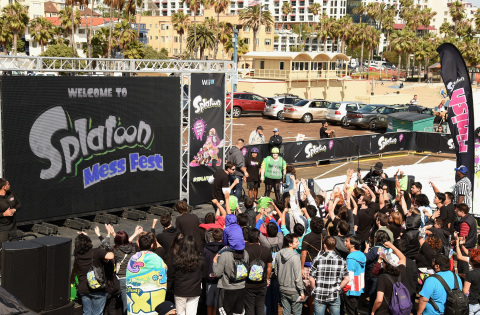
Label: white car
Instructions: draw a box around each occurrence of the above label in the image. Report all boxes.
[325,101,366,126]
[263,94,303,120]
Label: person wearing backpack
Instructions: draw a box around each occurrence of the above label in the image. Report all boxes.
[212,240,250,315]
[462,248,480,315]
[275,233,305,315]
[417,254,465,315]
[244,228,273,315]
[74,233,114,315]
[309,236,350,315]
[371,242,411,315]
[203,228,224,315]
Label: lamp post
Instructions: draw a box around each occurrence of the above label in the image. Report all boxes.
[233,27,239,92]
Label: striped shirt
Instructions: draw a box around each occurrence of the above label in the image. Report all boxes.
[453,176,472,208]
[309,251,348,303]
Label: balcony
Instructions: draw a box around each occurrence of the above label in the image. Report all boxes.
[246,69,344,80]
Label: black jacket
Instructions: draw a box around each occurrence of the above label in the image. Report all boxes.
[167,256,207,297]
[203,241,224,283]
[156,227,180,254]
[457,214,478,249]
[401,215,421,260]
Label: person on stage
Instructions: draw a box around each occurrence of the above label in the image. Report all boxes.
[0,178,21,246]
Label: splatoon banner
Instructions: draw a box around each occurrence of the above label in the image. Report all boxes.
[438,43,475,186]
[283,139,335,163]
[188,73,225,205]
[370,133,408,154]
[1,76,181,223]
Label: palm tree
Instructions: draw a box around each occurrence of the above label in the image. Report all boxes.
[183,0,202,58]
[88,0,96,57]
[281,2,293,51]
[291,23,309,51]
[338,16,353,54]
[225,35,248,66]
[212,0,230,59]
[239,5,273,53]
[449,1,465,35]
[115,20,137,51]
[125,0,136,22]
[59,6,81,55]
[308,3,321,52]
[390,29,415,78]
[355,23,369,73]
[172,12,189,57]
[29,18,55,53]
[0,16,13,53]
[399,0,414,24]
[439,21,453,38]
[474,9,480,33]
[187,23,215,59]
[2,2,29,55]
[383,5,396,51]
[103,0,124,58]
[124,41,145,59]
[320,16,332,52]
[352,3,367,24]
[218,21,233,58]
[329,18,341,53]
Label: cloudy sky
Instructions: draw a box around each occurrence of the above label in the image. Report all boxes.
[469,0,480,8]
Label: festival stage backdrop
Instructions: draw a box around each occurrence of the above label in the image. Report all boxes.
[1,76,181,223]
[188,73,225,205]
[438,43,475,186]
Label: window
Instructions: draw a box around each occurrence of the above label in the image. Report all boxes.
[279,61,284,70]
[174,49,178,54]
[265,38,271,45]
[161,24,165,30]
[275,9,279,14]
[77,43,81,49]
[166,25,169,30]
[78,29,86,34]
[238,2,243,8]
[149,24,152,28]
[244,38,250,44]
[300,0,304,5]
[244,25,250,32]
[266,27,271,32]
[155,24,158,28]
[155,36,158,40]
[252,94,264,101]
[299,8,304,14]
[260,60,265,69]
[32,42,37,48]
[256,39,259,45]
[174,36,179,42]
[150,36,152,40]
[161,36,165,42]
[79,5,84,10]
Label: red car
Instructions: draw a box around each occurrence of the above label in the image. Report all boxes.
[226,92,267,118]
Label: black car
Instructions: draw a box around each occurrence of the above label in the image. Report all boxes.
[373,105,409,130]
[346,104,388,129]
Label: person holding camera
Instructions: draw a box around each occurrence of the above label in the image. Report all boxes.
[357,162,387,188]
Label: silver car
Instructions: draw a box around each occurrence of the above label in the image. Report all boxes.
[283,99,331,123]
[325,101,366,126]
[263,94,303,120]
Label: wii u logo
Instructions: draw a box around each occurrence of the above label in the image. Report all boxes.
[202,79,215,85]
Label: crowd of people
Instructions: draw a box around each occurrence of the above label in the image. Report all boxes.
[71,138,479,315]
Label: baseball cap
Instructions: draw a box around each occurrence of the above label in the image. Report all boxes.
[273,128,279,132]
[229,195,238,211]
[384,251,400,267]
[271,147,280,154]
[374,162,383,171]
[454,165,468,174]
[251,147,259,153]
[257,126,264,130]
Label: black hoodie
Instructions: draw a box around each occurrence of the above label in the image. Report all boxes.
[401,215,421,259]
[113,244,136,278]
[156,226,180,254]
[203,241,224,283]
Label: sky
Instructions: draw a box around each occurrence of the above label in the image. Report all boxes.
[469,0,480,8]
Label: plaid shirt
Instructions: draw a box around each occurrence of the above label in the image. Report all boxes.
[309,250,348,303]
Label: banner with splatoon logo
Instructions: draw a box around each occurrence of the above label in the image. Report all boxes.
[370,133,408,154]
[189,73,225,205]
[1,76,181,223]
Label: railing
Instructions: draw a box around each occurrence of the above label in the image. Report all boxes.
[250,68,343,80]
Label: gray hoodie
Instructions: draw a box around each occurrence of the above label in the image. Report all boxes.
[227,146,245,177]
[213,250,250,290]
[260,232,283,251]
[274,248,304,295]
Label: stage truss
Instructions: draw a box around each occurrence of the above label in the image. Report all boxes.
[0,55,236,204]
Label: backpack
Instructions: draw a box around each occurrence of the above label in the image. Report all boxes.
[248,248,266,282]
[204,229,215,244]
[86,252,106,289]
[229,252,248,283]
[383,274,413,315]
[267,240,281,272]
[428,272,469,315]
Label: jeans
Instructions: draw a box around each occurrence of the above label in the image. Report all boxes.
[245,286,267,315]
[470,304,480,315]
[265,277,280,315]
[314,296,341,315]
[80,291,108,315]
[229,174,243,201]
[119,278,127,313]
[174,296,200,315]
[280,291,302,315]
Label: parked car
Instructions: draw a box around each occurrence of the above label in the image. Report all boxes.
[325,101,366,126]
[226,92,267,118]
[373,105,409,130]
[283,99,331,123]
[346,104,388,129]
[263,94,303,120]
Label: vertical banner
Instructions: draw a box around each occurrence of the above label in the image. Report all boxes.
[189,73,226,205]
[437,43,475,193]
[473,91,480,213]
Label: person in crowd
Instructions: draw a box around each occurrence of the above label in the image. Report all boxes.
[354,193,375,247]
[463,248,480,315]
[223,213,246,252]
[260,147,287,202]
[74,233,114,315]
[358,162,387,186]
[127,235,168,315]
[268,128,283,152]
[437,125,444,133]
[249,126,265,145]
[212,233,250,315]
[275,233,305,315]
[409,182,423,207]
[334,220,350,259]
[344,235,366,315]
[283,164,297,192]
[167,235,207,315]
[393,239,418,312]
[156,214,180,255]
[0,178,21,246]
[309,236,349,315]
[415,235,442,269]
[374,213,394,242]
[389,211,403,240]
[455,203,478,274]
[243,197,257,229]
[203,228,224,315]
[175,201,203,253]
[200,203,226,234]
[244,228,273,315]
[430,181,456,234]
[137,231,166,262]
[433,112,443,131]
[417,254,463,315]
[319,121,335,138]
[227,139,249,201]
[400,210,421,260]
[410,95,418,105]
[416,194,432,227]
[364,231,390,312]
[453,165,472,208]
[437,99,446,113]
[245,148,262,201]
[211,162,237,213]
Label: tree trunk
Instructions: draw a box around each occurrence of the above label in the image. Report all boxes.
[282,22,285,52]
[41,43,44,53]
[108,5,113,58]
[418,59,421,82]
[88,0,94,58]
[13,33,17,55]
[180,34,183,57]
[72,4,76,55]
[193,14,197,59]
[253,27,257,52]
[405,53,410,79]
[213,12,220,59]
[397,54,401,79]
[360,40,364,73]
[138,0,144,40]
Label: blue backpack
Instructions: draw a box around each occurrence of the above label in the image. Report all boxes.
[383,274,412,315]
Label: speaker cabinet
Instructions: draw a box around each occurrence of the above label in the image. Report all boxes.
[1,240,44,312]
[32,236,72,311]
[382,175,415,197]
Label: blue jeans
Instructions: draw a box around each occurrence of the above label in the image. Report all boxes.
[280,291,302,315]
[80,291,108,315]
[314,296,341,315]
[229,174,243,201]
[265,277,280,315]
[119,278,127,314]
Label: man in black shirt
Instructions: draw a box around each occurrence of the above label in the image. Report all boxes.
[319,121,335,138]
[156,213,180,254]
[175,201,203,253]
[268,128,283,153]
[245,149,261,200]
[212,162,237,213]
[0,178,21,246]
